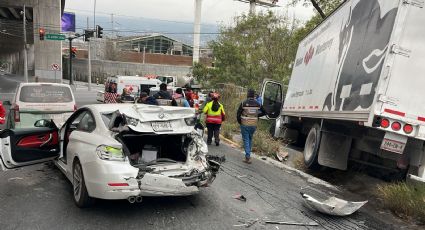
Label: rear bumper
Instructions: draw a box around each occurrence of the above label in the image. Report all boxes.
[82,160,201,200]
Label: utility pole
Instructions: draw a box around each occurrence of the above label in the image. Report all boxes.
[249,0,256,14]
[22,5,28,82]
[193,0,202,63]
[143,46,146,64]
[87,17,92,91]
[111,13,115,38]
[93,0,97,60]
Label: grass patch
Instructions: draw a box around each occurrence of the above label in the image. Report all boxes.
[377,182,425,222]
[252,129,281,157]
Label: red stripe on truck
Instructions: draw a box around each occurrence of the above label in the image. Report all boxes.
[384,109,405,117]
[418,117,425,122]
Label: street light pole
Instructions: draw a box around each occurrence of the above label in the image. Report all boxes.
[22,5,28,82]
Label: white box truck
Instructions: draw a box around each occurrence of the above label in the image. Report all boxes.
[261,0,425,182]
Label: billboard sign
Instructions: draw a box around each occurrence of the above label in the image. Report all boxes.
[256,0,279,6]
[61,12,76,32]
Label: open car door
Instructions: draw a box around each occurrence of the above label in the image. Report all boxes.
[0,127,59,170]
[261,79,284,119]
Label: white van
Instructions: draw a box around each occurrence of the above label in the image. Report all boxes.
[8,83,76,129]
[103,75,161,103]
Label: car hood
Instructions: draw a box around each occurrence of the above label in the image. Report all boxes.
[110,104,196,134]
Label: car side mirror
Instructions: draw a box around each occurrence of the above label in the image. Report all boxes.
[3,101,11,106]
[34,119,54,128]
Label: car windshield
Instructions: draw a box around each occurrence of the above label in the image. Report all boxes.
[19,85,73,103]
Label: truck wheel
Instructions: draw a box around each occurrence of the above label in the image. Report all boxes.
[304,124,321,169]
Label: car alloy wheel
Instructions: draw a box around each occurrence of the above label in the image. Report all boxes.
[73,162,83,202]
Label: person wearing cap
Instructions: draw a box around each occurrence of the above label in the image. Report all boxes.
[237,89,266,164]
[203,93,225,146]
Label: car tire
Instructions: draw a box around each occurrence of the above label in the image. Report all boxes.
[303,124,321,169]
[73,159,94,208]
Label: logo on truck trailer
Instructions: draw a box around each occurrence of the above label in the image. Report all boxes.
[304,46,315,65]
[323,0,398,111]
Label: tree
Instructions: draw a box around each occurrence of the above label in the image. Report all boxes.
[191,62,211,85]
[209,12,298,89]
[290,0,343,19]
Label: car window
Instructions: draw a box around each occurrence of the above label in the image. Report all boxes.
[76,112,96,132]
[19,85,73,103]
[101,113,112,127]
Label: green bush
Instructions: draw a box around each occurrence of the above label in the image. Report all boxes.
[377,182,425,222]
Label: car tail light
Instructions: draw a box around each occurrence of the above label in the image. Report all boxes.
[96,145,125,161]
[391,122,401,131]
[13,104,20,122]
[74,104,77,111]
[380,118,390,128]
[108,183,129,187]
[403,124,413,134]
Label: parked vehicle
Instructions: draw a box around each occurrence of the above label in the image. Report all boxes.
[0,104,222,207]
[261,0,425,182]
[103,75,162,103]
[157,75,202,90]
[7,83,76,129]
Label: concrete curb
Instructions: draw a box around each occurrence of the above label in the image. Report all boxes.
[219,134,339,191]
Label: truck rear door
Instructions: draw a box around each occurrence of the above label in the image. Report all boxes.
[378,2,425,139]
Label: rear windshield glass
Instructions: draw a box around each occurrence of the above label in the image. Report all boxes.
[19,85,73,103]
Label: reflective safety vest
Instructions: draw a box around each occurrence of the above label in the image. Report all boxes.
[203,101,225,124]
[157,99,172,106]
[241,105,260,126]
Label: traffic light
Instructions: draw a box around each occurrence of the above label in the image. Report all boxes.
[71,47,77,58]
[39,28,45,40]
[96,25,103,38]
[84,29,94,42]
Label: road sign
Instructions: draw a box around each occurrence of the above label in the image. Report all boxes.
[51,63,60,71]
[46,34,66,41]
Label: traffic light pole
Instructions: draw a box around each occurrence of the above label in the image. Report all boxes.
[68,37,73,85]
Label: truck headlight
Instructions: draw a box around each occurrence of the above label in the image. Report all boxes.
[96,145,125,161]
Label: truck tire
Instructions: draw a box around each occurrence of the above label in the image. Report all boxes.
[304,124,321,169]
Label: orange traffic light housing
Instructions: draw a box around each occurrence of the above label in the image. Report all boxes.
[39,28,45,40]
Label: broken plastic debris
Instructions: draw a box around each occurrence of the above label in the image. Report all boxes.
[276,151,289,162]
[301,192,367,216]
[232,193,247,202]
[265,220,318,226]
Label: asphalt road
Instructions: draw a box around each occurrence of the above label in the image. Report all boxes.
[0,75,410,230]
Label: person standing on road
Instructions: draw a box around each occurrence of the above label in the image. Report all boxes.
[203,93,225,146]
[0,101,6,125]
[173,88,190,107]
[154,83,173,106]
[237,89,266,164]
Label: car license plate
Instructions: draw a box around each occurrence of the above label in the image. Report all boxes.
[380,132,407,154]
[151,121,172,132]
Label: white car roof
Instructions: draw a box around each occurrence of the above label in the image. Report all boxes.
[19,82,72,88]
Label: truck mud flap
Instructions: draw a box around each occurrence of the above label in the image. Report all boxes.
[318,131,352,170]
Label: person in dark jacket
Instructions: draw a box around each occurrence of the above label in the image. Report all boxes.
[237,89,266,164]
[137,92,158,105]
[153,83,172,100]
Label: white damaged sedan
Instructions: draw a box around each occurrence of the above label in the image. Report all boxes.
[0,104,223,207]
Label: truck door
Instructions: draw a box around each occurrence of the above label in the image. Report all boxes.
[0,127,59,170]
[261,79,284,119]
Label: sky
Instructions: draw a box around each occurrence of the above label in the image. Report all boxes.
[65,0,314,26]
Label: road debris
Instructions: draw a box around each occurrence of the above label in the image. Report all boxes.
[265,220,319,226]
[236,175,247,179]
[301,192,367,216]
[276,151,289,162]
[233,193,247,202]
[8,177,24,182]
[261,157,267,160]
[234,219,258,228]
